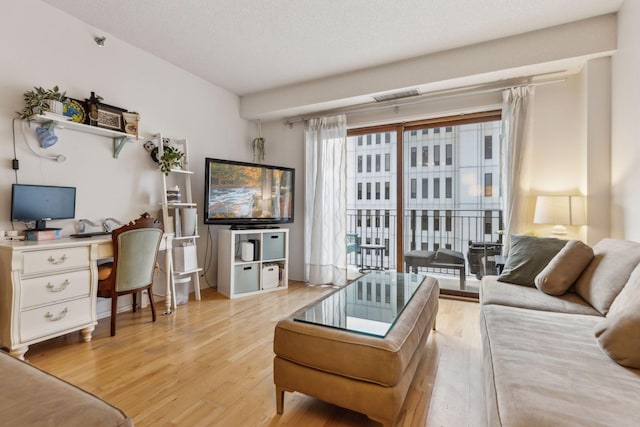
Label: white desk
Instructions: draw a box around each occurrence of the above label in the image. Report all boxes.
[0,234,174,360]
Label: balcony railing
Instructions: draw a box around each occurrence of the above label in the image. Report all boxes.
[347,209,503,280]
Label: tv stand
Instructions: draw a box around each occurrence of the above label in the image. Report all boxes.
[218,228,289,298]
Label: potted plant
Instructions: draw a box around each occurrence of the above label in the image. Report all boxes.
[159,146,184,175]
[17,85,68,119]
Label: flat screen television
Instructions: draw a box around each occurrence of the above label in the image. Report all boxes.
[204,158,294,228]
[11,184,76,230]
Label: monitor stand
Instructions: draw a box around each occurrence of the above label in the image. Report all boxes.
[34,220,61,231]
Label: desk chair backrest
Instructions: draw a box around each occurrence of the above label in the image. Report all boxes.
[110,213,164,292]
[113,228,163,292]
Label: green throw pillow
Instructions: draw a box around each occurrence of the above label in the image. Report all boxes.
[497,234,567,286]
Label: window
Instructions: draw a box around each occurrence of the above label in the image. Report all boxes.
[484,135,493,159]
[421,242,429,250]
[384,210,390,228]
[446,210,452,231]
[410,178,417,199]
[484,210,493,234]
[410,210,416,250]
[422,129,428,135]
[410,130,417,136]
[445,126,452,132]
[366,210,371,227]
[422,178,428,198]
[366,135,372,145]
[384,238,390,256]
[445,177,452,198]
[357,209,362,227]
[410,147,417,167]
[385,181,390,199]
[366,155,371,172]
[357,183,362,200]
[376,133,381,144]
[385,132,391,143]
[357,156,362,173]
[445,143,452,165]
[434,127,440,134]
[357,136,363,146]
[385,153,390,171]
[375,154,381,172]
[434,178,440,199]
[366,182,371,200]
[434,145,440,166]
[485,173,493,197]
[421,210,428,231]
[433,210,440,231]
[422,146,429,166]
[375,182,380,200]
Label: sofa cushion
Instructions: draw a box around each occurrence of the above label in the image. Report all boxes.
[534,240,594,296]
[594,264,640,369]
[481,275,601,316]
[574,238,640,315]
[498,234,567,286]
[481,304,640,427]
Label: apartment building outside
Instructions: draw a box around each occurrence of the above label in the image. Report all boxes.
[346,119,503,274]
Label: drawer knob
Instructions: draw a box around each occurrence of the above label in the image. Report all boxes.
[46,280,70,293]
[44,308,68,322]
[47,254,68,265]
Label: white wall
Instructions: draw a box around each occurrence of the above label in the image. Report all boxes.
[611,0,640,240]
[0,1,251,306]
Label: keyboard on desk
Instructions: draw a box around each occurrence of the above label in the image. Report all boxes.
[70,231,112,238]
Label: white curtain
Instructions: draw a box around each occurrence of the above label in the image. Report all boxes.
[304,115,347,286]
[501,86,535,253]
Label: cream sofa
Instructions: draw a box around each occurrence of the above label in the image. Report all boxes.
[480,237,640,427]
[0,351,133,426]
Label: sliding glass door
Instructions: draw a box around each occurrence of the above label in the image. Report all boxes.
[347,111,503,297]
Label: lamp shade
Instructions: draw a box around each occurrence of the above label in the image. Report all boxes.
[570,196,587,226]
[534,196,571,225]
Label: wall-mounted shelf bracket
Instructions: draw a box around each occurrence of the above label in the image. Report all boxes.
[113,137,128,158]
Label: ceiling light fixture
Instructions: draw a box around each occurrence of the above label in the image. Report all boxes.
[94,36,106,47]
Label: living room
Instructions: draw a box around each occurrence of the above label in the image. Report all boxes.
[1,0,639,425]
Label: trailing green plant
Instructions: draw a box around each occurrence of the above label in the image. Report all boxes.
[17,85,68,119]
[159,146,184,175]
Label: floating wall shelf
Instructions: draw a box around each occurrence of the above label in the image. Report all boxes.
[28,114,139,158]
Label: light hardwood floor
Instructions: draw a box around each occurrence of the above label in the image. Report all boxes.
[26,281,484,427]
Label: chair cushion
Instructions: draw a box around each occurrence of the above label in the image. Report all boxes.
[498,235,567,286]
[574,238,640,315]
[534,240,594,296]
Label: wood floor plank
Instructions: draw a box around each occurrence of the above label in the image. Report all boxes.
[24,280,483,426]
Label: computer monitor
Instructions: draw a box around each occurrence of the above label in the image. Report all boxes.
[11,184,76,230]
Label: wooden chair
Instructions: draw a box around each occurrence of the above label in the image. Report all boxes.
[97,212,164,336]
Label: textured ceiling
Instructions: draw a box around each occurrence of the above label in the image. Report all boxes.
[42,0,624,95]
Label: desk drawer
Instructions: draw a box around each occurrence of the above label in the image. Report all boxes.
[20,297,93,342]
[22,247,90,275]
[20,269,91,309]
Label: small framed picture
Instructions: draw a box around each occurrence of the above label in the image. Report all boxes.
[93,103,127,131]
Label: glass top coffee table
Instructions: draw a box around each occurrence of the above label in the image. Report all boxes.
[293,271,426,337]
